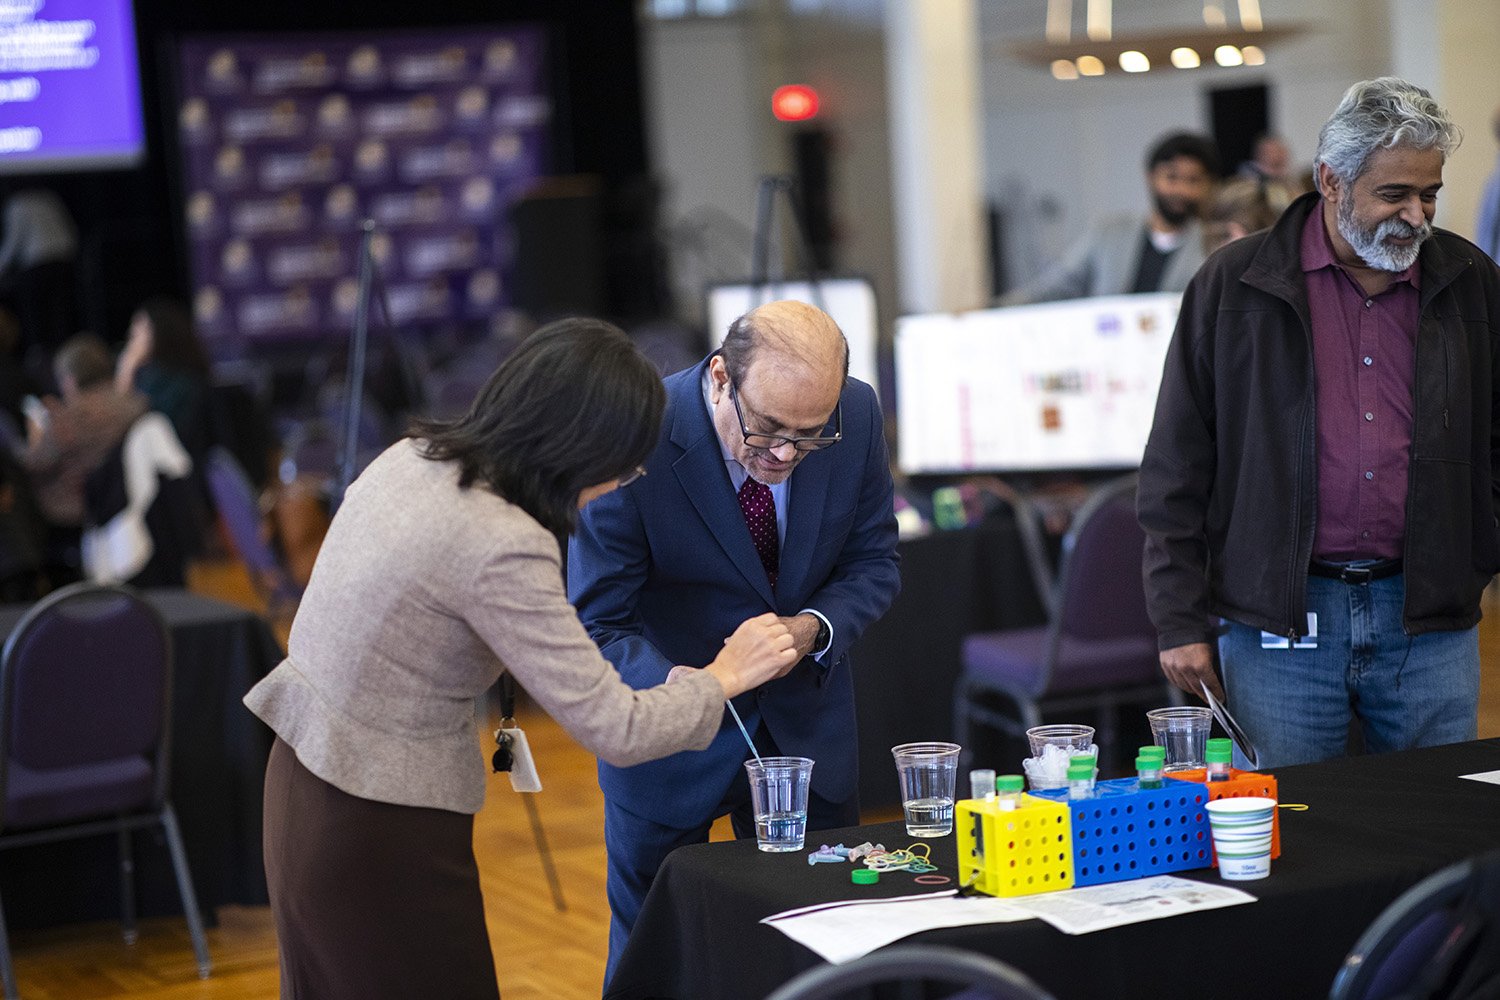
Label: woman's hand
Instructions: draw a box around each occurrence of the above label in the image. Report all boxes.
[701,613,798,699]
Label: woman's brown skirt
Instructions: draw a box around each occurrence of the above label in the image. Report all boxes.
[263,737,501,999]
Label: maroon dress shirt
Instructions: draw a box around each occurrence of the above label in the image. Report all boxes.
[1300,207,1420,562]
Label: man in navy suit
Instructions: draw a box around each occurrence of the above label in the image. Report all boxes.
[569,300,901,982]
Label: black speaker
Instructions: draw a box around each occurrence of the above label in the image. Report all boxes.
[509,176,606,320]
[791,127,835,273]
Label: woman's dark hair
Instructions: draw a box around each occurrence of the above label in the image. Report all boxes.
[135,296,211,376]
[410,317,666,535]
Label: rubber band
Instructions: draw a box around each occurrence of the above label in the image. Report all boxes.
[1277,803,1309,811]
[913,875,951,885]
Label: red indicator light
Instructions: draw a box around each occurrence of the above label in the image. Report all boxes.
[772,84,819,122]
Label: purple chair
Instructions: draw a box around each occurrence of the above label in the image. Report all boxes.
[0,583,210,996]
[1331,848,1500,1000]
[762,944,1057,1000]
[953,474,1178,772]
[205,447,302,621]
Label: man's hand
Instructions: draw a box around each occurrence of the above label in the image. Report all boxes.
[1159,641,1223,702]
[778,614,821,670]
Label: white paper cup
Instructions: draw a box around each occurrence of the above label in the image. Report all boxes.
[1205,797,1276,880]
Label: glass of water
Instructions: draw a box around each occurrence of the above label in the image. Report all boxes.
[744,756,814,852]
[891,742,961,837]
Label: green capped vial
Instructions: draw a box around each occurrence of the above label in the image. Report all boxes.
[1206,737,1233,781]
[1135,754,1164,790]
[995,774,1025,811]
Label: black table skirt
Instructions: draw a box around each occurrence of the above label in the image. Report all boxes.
[854,518,1047,810]
[0,589,281,930]
[607,739,1500,1000]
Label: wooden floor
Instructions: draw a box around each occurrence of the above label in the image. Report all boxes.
[7,560,1500,1000]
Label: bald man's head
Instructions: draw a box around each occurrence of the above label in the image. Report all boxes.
[708,300,848,484]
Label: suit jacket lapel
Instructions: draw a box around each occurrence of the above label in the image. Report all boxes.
[669,362,777,606]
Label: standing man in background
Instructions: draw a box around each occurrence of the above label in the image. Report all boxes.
[1002,131,1220,304]
[1139,77,1500,769]
[569,300,900,985]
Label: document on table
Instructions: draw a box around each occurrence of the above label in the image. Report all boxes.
[761,877,1257,963]
[1459,769,1500,785]
[1004,876,1256,935]
[760,890,1031,964]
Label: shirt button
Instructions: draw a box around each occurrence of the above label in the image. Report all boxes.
[1364,299,1373,308]
[1363,356,1373,366]
[1361,530,1371,539]
[1364,412,1374,421]
[1365,471,1375,480]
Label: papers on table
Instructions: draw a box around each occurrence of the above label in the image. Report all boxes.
[761,877,1257,963]
[1459,769,1500,785]
[760,891,1029,964]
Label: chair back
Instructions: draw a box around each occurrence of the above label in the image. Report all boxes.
[1052,474,1153,643]
[0,583,172,827]
[1331,848,1500,1000]
[762,944,1057,1000]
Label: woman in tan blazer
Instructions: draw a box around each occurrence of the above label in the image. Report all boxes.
[244,318,796,999]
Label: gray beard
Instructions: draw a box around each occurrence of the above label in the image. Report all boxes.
[1338,197,1430,272]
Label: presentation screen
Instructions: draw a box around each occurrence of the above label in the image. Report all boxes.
[176,26,551,354]
[707,278,880,394]
[895,292,1180,474]
[0,0,146,172]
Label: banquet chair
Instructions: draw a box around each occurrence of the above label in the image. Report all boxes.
[953,474,1178,772]
[1329,848,1500,1000]
[0,582,210,998]
[205,446,302,621]
[762,945,1057,1000]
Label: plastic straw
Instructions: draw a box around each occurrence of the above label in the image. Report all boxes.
[726,700,763,765]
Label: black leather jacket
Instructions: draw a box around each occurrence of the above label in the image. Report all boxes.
[1139,192,1500,650]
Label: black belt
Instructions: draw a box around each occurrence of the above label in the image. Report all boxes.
[1308,558,1403,584]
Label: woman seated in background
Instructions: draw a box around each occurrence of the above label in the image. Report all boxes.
[115,296,212,459]
[243,317,797,1000]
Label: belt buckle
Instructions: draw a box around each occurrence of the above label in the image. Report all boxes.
[1340,565,1374,584]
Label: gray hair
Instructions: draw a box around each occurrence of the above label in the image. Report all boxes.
[1314,77,1461,194]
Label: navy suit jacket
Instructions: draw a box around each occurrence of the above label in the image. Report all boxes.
[568,359,900,829]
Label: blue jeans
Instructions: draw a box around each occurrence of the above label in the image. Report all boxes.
[1218,573,1478,769]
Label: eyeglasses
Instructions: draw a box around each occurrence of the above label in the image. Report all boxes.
[728,379,842,453]
[617,466,647,488]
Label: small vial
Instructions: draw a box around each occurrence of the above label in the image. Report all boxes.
[995,774,1025,811]
[1067,761,1095,799]
[1135,754,1163,790]
[1206,737,1233,781]
[969,768,997,801]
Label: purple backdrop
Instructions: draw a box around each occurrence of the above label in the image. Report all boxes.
[0,0,146,172]
[177,26,551,354]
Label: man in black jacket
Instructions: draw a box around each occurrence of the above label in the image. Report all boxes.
[1139,77,1500,768]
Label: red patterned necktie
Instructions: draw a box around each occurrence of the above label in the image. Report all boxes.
[737,476,779,587]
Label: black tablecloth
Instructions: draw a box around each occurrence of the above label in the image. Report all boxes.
[0,588,281,929]
[608,739,1500,1000]
[854,519,1047,809]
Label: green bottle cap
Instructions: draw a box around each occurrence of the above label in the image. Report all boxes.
[1206,737,1233,753]
[1139,745,1166,759]
[1206,744,1233,764]
[995,774,1025,793]
[1069,754,1096,766]
[852,868,879,885]
[1067,762,1094,780]
[1135,755,1161,772]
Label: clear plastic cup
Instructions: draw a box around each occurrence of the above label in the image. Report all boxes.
[1146,706,1213,772]
[891,742,960,837]
[1025,724,1096,759]
[744,757,814,852]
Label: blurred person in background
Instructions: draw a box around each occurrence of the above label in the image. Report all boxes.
[116,296,213,460]
[1002,131,1220,304]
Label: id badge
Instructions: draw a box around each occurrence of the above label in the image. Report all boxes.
[495,726,543,792]
[1260,613,1318,649]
